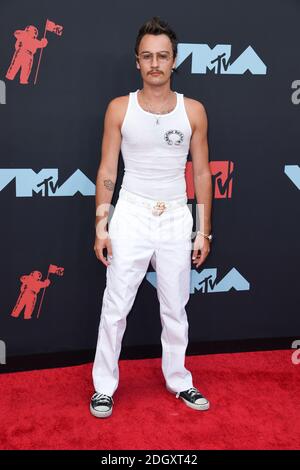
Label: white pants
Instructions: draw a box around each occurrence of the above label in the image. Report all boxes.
[92,187,195,396]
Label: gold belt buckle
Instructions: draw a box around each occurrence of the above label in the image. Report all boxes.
[152,201,166,216]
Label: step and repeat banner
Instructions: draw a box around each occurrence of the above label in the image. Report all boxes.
[0,0,299,364]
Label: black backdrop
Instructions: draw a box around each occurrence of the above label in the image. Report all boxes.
[0,0,299,367]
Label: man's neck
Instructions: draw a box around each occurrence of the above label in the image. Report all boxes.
[139,84,174,105]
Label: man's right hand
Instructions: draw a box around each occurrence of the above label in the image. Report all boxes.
[94,232,113,267]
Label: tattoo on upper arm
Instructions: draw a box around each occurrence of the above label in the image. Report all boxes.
[103,179,115,191]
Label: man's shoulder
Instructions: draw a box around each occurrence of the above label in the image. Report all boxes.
[183,96,206,114]
[105,94,130,128]
[107,94,130,111]
[183,96,208,132]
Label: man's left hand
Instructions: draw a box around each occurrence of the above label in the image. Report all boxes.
[192,235,211,268]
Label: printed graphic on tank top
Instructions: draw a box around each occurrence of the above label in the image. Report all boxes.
[120,89,192,201]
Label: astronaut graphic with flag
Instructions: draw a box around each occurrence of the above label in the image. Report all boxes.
[10,264,64,320]
[6,25,48,85]
[6,19,63,85]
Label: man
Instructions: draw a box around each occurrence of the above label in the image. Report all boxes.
[91,16,213,418]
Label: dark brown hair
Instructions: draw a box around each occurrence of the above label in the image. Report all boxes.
[134,16,178,60]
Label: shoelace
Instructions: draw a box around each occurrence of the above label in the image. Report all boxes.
[176,387,202,399]
[92,392,114,405]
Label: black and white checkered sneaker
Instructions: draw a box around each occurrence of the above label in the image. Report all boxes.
[167,385,210,411]
[176,387,209,410]
[90,392,114,418]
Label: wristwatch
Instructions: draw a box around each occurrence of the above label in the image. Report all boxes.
[196,231,213,242]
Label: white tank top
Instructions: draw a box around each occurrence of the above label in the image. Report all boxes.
[120,88,192,200]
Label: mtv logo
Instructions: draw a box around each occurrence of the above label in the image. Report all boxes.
[146,267,250,294]
[185,161,234,199]
[176,44,267,75]
[0,169,95,197]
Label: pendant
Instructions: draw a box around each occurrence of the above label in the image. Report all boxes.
[156,117,159,125]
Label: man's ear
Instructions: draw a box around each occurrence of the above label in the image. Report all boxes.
[172,54,177,70]
[135,55,140,69]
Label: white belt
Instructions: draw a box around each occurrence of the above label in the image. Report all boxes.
[119,188,187,216]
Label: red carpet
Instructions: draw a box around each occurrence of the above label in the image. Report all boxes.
[0,349,299,450]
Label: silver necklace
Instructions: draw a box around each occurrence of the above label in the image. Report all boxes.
[139,91,176,125]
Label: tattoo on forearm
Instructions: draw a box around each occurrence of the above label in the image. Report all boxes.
[103,179,115,191]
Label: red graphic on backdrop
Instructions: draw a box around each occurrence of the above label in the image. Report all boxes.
[11,264,64,320]
[6,25,48,84]
[5,19,63,85]
[210,161,234,198]
[45,19,63,36]
[185,160,234,199]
